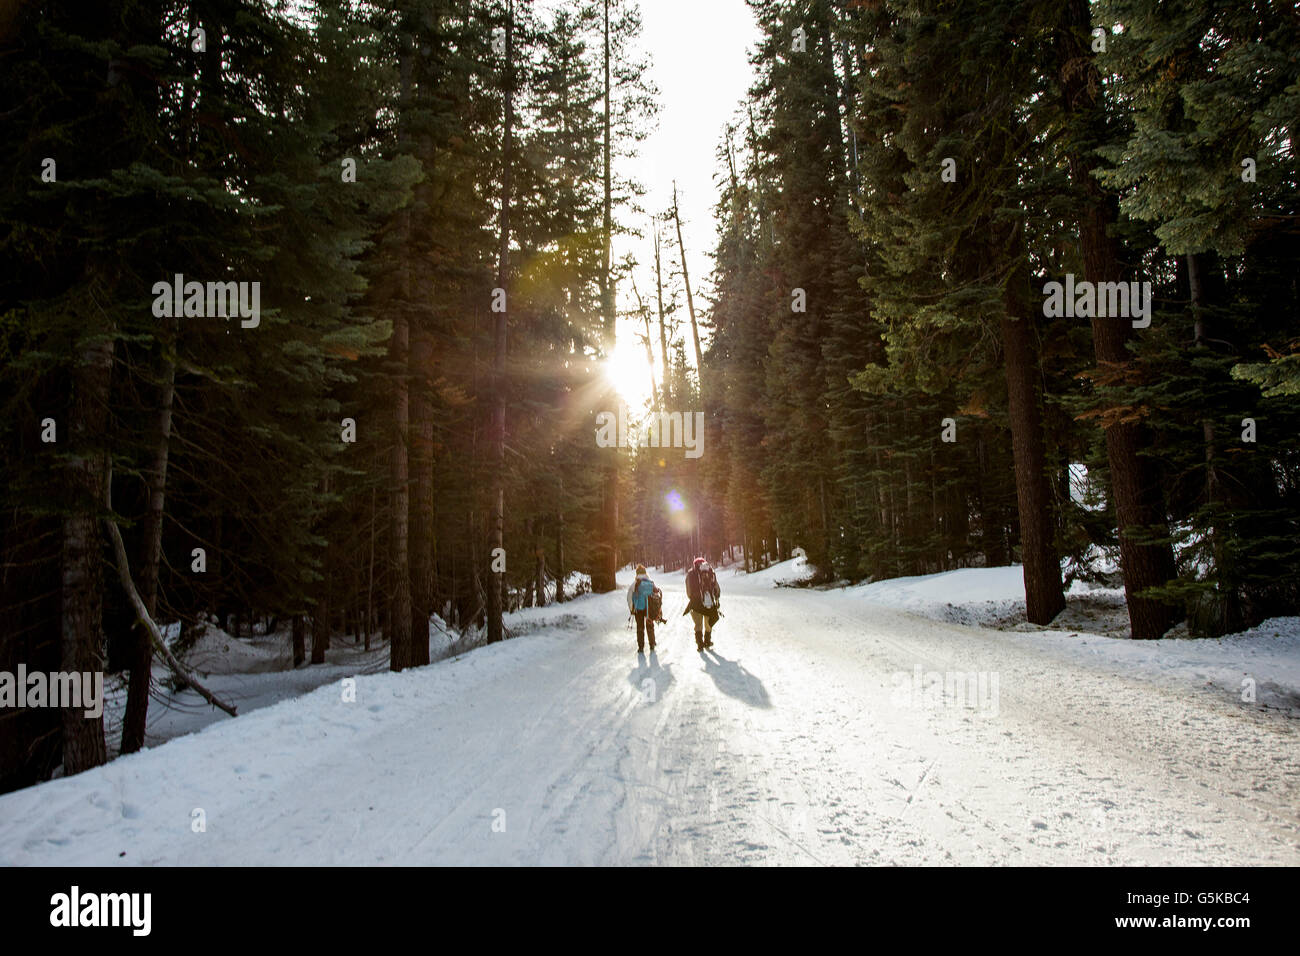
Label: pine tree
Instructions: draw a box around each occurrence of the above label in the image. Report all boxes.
[1091,0,1300,633]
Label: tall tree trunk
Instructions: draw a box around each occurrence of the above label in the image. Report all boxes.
[292,614,307,667]
[121,312,176,754]
[532,518,546,608]
[1187,252,1233,630]
[409,325,434,665]
[408,78,436,665]
[122,0,194,754]
[313,473,332,666]
[1187,254,1221,512]
[601,0,613,343]
[365,485,375,652]
[389,42,415,671]
[672,182,703,386]
[488,1,513,642]
[61,326,112,774]
[654,223,670,407]
[311,592,329,665]
[1000,245,1065,624]
[592,0,619,593]
[389,265,413,669]
[1054,0,1177,638]
[642,304,659,410]
[554,507,566,603]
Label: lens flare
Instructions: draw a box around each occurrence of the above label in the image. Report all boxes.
[665,489,694,534]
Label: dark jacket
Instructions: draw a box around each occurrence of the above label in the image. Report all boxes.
[685,565,720,613]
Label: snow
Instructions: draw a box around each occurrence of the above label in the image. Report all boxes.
[100,612,472,755]
[172,621,290,675]
[2,562,1296,865]
[844,564,1131,635]
[853,564,1031,614]
[721,554,816,589]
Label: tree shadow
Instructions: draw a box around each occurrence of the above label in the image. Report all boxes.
[627,651,674,704]
[700,649,770,708]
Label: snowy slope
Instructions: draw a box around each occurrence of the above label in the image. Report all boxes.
[100,610,488,754]
[1,564,1296,865]
[748,556,1300,706]
[846,564,1131,633]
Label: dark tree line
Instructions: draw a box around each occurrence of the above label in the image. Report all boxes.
[698,0,1298,636]
[0,0,653,792]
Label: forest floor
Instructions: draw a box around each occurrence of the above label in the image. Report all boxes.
[1,561,1297,865]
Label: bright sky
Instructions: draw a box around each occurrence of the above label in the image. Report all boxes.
[612,0,761,401]
[532,0,761,405]
[622,0,760,305]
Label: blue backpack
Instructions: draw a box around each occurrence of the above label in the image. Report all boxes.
[634,578,654,612]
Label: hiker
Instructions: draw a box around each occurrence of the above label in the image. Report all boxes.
[627,564,657,653]
[684,556,721,651]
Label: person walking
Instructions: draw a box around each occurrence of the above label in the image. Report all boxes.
[627,564,657,653]
[684,557,721,651]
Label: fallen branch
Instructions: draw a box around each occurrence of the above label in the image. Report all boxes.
[102,509,237,717]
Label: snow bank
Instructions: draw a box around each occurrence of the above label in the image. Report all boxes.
[174,622,288,675]
[95,583,619,756]
[851,566,1026,616]
[736,560,1297,705]
[837,565,1126,634]
[723,555,816,589]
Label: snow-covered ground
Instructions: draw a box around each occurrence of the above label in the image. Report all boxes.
[2,560,1296,865]
[744,556,1300,709]
[770,559,1134,633]
[98,584,585,754]
[98,621,390,754]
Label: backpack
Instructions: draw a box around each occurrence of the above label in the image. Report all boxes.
[634,577,654,612]
[648,587,665,623]
[691,567,722,613]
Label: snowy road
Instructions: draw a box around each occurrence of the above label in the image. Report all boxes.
[2,567,1297,865]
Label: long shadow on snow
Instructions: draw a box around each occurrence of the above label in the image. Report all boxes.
[699,649,770,708]
[627,651,674,703]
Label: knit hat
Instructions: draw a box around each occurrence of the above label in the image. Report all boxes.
[693,557,706,566]
[636,564,647,575]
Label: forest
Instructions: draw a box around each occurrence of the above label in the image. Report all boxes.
[1,0,1297,796]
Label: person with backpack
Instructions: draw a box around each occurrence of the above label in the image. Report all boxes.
[684,557,721,651]
[626,564,658,653]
